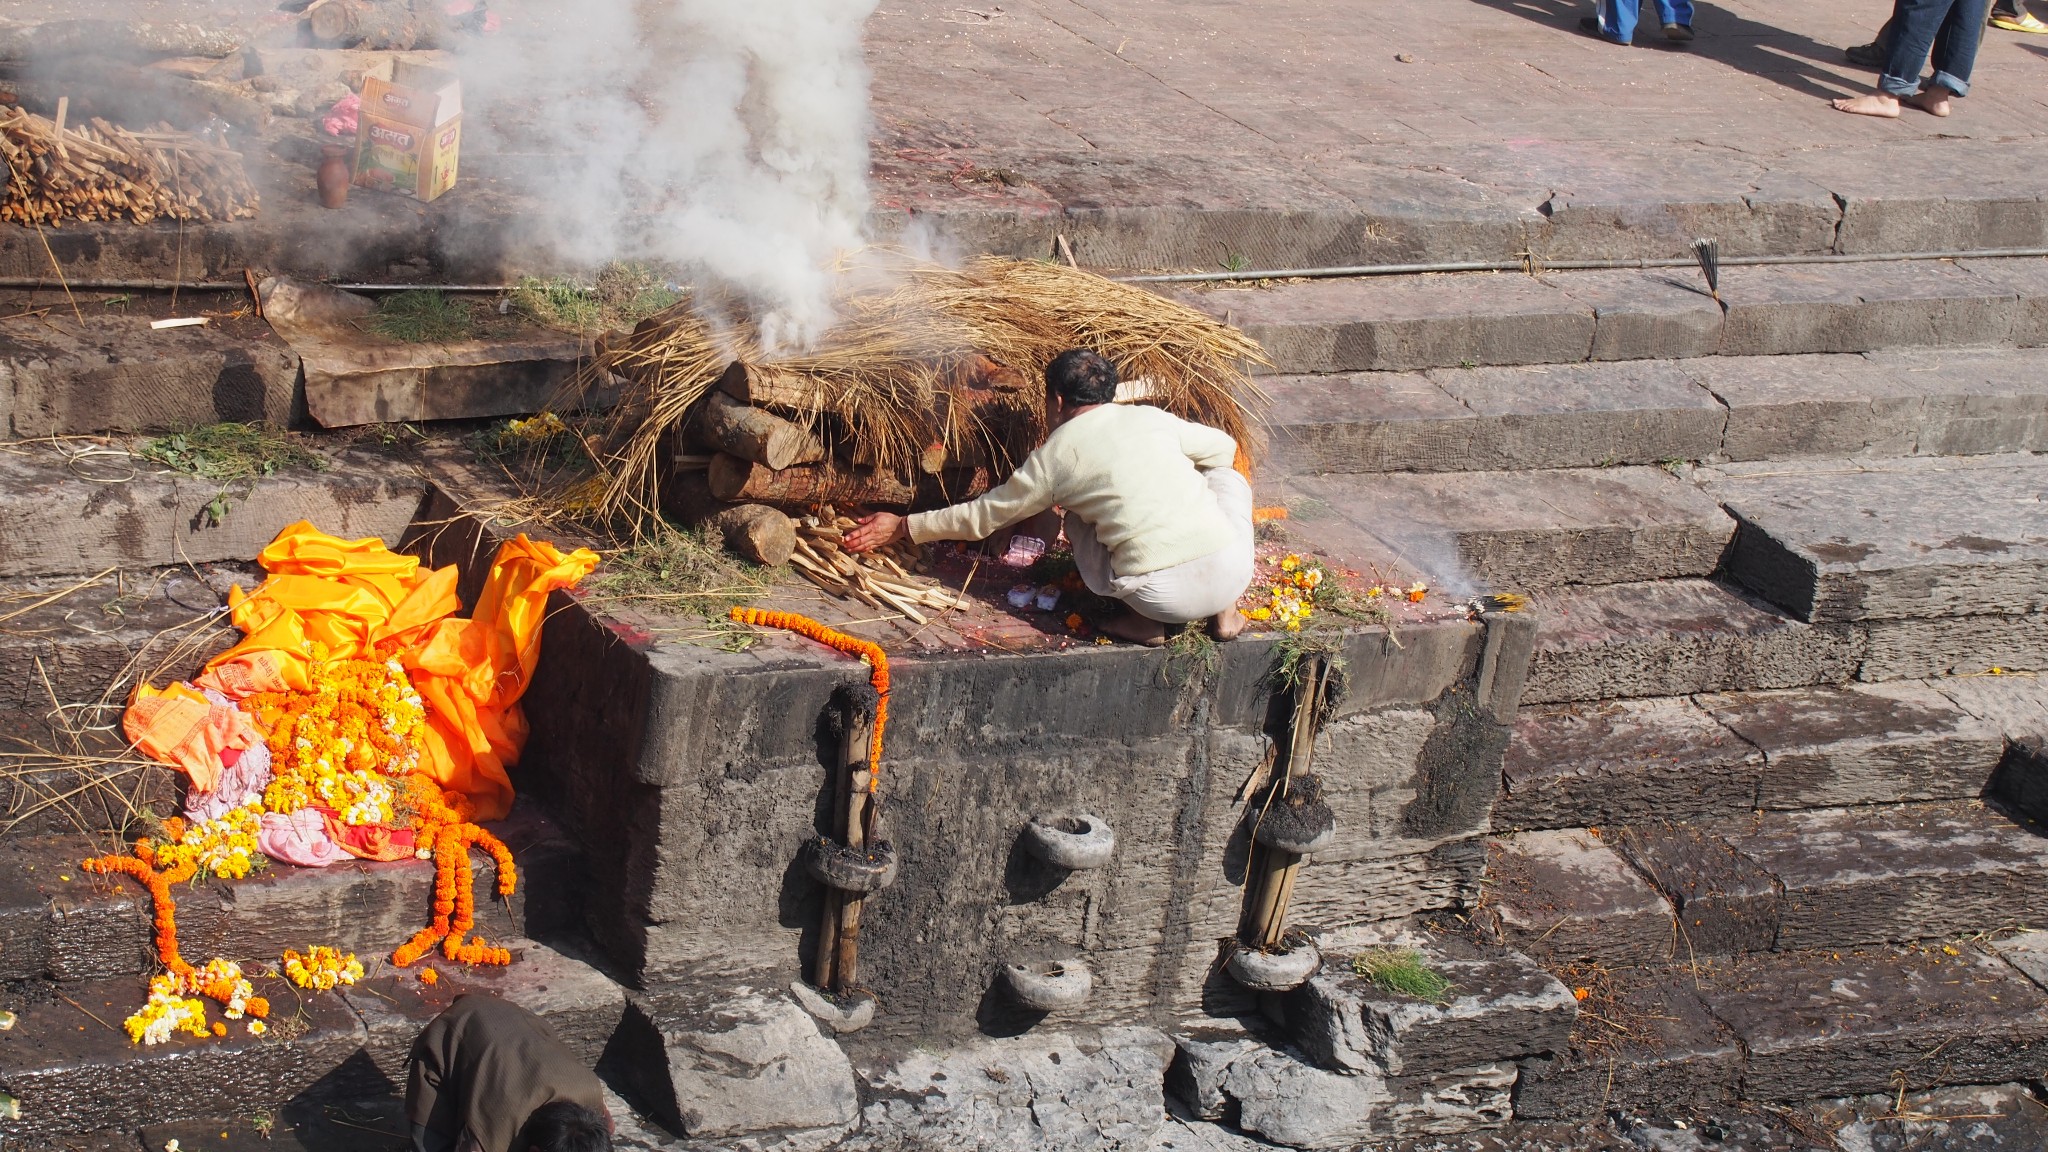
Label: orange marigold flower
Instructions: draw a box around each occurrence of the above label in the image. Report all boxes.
[419,968,439,986]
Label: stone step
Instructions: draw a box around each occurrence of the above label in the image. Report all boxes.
[0,314,301,439]
[1706,453,2048,623]
[1518,578,2048,705]
[1283,467,1734,594]
[1487,798,2048,963]
[1261,350,2048,478]
[1499,682,2003,832]
[0,436,428,581]
[1624,801,2048,957]
[0,565,250,835]
[1179,257,2048,375]
[0,937,626,1144]
[0,804,584,985]
[1511,944,2048,1119]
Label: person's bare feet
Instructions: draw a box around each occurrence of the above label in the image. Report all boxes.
[1832,91,1902,117]
[1100,610,1169,646]
[1905,85,1954,116]
[1208,607,1248,642]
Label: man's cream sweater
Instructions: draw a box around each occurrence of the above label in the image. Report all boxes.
[908,403,1239,577]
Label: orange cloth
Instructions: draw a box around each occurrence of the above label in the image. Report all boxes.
[141,521,598,822]
[123,682,262,793]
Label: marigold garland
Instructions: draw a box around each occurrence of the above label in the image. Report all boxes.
[83,853,194,982]
[282,946,365,991]
[727,608,889,789]
[390,791,515,969]
[247,657,425,825]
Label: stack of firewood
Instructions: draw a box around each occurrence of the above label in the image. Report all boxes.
[789,511,964,625]
[684,355,1031,512]
[0,103,259,226]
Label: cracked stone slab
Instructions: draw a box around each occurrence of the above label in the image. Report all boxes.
[1614,821,1781,957]
[1935,675,2048,745]
[1,314,299,438]
[1482,830,1673,966]
[1293,467,1735,594]
[1497,698,1765,830]
[1287,948,1575,1077]
[1541,268,1725,361]
[1858,347,2048,454]
[1695,946,2048,1101]
[1260,372,1477,476]
[1521,579,1861,705]
[1510,965,1740,1122]
[1704,454,2048,623]
[635,988,859,1140]
[1696,683,2006,809]
[1169,276,1594,374]
[849,1026,1174,1152]
[1718,801,2048,952]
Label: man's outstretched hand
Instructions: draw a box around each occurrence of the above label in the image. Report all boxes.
[844,512,909,553]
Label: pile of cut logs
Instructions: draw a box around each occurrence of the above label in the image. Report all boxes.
[684,356,1030,510]
[0,102,258,225]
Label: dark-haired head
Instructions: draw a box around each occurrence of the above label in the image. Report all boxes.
[517,1101,611,1152]
[1045,348,1118,409]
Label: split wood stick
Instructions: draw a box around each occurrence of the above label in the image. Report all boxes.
[814,692,866,990]
[717,360,825,411]
[692,391,826,471]
[1244,656,1326,950]
[868,582,928,625]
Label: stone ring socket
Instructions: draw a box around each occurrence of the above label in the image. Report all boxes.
[800,838,898,893]
[1225,940,1322,992]
[1020,813,1116,870]
[1002,958,1094,1010]
[1251,798,1337,856]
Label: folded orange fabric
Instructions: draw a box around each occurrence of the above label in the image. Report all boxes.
[137,520,598,821]
[123,682,262,793]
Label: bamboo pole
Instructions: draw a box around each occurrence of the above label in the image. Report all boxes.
[1242,655,1325,949]
[831,710,877,996]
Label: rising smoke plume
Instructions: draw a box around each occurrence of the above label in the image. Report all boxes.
[463,0,882,350]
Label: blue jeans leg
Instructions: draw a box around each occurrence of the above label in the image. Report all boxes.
[1654,0,1695,27]
[1882,0,1989,95]
[1597,0,1640,43]
[1931,0,1989,94]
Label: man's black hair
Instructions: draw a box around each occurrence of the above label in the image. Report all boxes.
[1045,348,1119,407]
[517,1101,611,1152]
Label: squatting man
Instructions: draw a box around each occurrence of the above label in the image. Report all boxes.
[846,348,1255,645]
[407,994,613,1152]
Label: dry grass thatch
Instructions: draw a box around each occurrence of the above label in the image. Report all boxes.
[577,250,1270,530]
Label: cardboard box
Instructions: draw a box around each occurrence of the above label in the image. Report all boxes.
[354,59,462,202]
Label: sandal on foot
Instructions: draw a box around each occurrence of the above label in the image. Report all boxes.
[1991,10,2048,32]
[1663,22,1694,41]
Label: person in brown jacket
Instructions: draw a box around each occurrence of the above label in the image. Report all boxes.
[406,995,613,1152]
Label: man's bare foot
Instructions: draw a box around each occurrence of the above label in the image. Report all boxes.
[1832,91,1902,117]
[1100,611,1169,646]
[1208,607,1248,642]
[1905,85,1954,116]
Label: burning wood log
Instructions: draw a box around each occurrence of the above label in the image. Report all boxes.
[716,360,827,411]
[0,19,245,62]
[708,455,916,508]
[307,0,448,50]
[710,503,797,567]
[0,108,259,226]
[691,391,826,471]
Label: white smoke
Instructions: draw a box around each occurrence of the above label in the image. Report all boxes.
[462,0,881,349]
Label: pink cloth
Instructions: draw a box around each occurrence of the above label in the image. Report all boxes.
[183,691,275,822]
[321,92,360,139]
[258,809,349,868]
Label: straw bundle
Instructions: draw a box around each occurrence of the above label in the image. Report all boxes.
[584,251,1268,529]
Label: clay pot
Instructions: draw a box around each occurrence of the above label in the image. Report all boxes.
[316,143,352,209]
